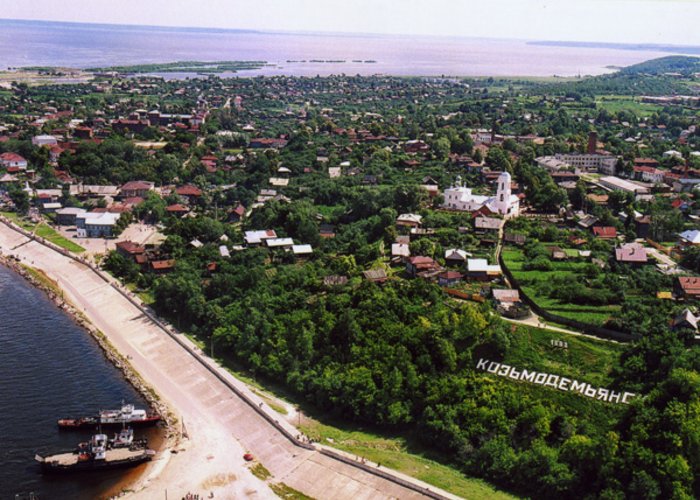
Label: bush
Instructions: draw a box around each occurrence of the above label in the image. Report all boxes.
[524,255,553,271]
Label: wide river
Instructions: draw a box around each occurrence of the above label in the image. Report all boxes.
[0,265,158,499]
[0,19,693,77]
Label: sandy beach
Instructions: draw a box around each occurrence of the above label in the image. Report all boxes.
[0,220,458,500]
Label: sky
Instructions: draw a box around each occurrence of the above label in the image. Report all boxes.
[1,0,700,45]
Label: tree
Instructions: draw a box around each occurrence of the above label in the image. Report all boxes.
[8,185,29,214]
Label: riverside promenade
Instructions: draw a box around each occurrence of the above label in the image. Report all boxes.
[0,220,458,500]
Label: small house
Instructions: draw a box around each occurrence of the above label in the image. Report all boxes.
[396,213,422,228]
[671,309,699,332]
[323,275,348,287]
[244,230,277,246]
[592,226,617,240]
[438,271,462,286]
[675,277,700,300]
[615,243,648,266]
[391,243,410,260]
[150,259,176,274]
[467,259,502,281]
[474,216,504,233]
[121,180,155,198]
[115,241,146,261]
[406,256,442,278]
[363,268,388,284]
[444,248,470,265]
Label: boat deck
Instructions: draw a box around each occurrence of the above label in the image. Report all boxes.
[44,448,146,466]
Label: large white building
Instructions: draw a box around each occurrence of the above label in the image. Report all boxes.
[554,153,618,174]
[442,172,520,218]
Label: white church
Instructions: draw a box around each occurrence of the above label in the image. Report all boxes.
[442,171,520,219]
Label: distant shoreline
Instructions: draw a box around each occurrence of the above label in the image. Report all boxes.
[529,40,700,56]
[0,17,683,78]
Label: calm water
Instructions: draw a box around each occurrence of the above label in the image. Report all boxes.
[0,19,689,77]
[0,265,157,500]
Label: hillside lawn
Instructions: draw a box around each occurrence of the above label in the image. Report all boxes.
[502,248,619,326]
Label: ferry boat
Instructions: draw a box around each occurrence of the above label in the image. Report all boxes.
[35,433,154,474]
[109,427,147,449]
[57,403,161,430]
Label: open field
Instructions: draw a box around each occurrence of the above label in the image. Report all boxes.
[595,95,664,116]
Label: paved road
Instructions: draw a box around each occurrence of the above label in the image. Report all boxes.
[0,223,456,500]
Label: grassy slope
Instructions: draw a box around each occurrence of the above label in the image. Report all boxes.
[1,212,85,253]
[35,223,86,253]
[502,248,619,325]
[504,324,624,387]
[299,417,517,500]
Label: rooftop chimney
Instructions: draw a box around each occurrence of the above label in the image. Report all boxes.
[587,131,598,154]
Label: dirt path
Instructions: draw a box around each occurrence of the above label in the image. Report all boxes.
[501,312,622,343]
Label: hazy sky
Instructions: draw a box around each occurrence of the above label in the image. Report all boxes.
[1,0,700,45]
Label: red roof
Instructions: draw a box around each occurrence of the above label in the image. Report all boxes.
[439,271,462,280]
[593,226,617,239]
[116,241,145,255]
[166,203,189,212]
[408,256,436,265]
[123,196,145,206]
[151,259,176,270]
[175,185,203,197]
[0,152,27,164]
[677,277,700,295]
[121,180,154,191]
[634,158,660,167]
[633,166,658,174]
[615,244,647,263]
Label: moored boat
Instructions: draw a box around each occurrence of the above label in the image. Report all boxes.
[35,433,155,474]
[57,403,161,430]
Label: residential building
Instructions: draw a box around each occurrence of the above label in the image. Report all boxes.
[438,271,463,286]
[675,277,700,300]
[121,180,155,198]
[444,248,470,265]
[466,259,502,281]
[32,135,58,147]
[474,216,504,233]
[396,213,422,228]
[0,152,28,169]
[671,309,699,332]
[615,243,648,265]
[55,207,86,225]
[592,226,617,240]
[244,230,277,245]
[679,230,700,246]
[76,212,121,237]
[406,256,442,277]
